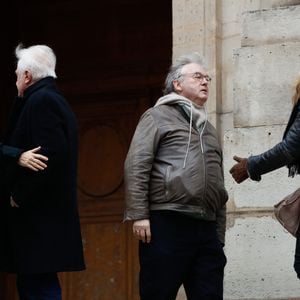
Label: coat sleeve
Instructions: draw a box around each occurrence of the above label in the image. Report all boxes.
[247,106,300,181]
[0,143,23,162]
[11,95,69,206]
[124,111,160,221]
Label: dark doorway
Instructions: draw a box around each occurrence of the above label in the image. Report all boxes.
[0,1,172,299]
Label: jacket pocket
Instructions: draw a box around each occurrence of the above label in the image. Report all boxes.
[164,165,204,204]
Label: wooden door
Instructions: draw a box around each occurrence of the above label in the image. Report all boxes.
[59,94,151,300]
[0,1,172,299]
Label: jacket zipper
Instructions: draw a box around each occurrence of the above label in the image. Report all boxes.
[199,119,206,154]
[199,115,208,201]
[165,165,171,199]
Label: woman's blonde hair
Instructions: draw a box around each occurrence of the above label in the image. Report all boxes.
[292,75,300,106]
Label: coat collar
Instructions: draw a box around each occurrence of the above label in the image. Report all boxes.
[23,76,57,99]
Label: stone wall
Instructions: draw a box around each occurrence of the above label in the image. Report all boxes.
[224,3,300,299]
[173,0,300,299]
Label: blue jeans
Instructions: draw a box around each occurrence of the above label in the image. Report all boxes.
[139,210,226,300]
[16,273,61,300]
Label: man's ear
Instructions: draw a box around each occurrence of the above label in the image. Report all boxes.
[24,70,33,86]
[173,80,183,93]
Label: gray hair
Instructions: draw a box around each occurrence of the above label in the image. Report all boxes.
[15,44,57,81]
[163,52,206,95]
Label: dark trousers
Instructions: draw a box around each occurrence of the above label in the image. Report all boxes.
[16,273,61,300]
[139,210,227,300]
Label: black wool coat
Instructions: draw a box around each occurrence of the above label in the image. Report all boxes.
[0,143,22,201]
[0,144,22,162]
[0,77,85,274]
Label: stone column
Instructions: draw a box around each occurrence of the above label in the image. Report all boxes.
[172,0,219,128]
[172,2,219,298]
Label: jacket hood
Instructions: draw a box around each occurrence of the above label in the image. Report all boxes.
[155,93,193,107]
[155,92,207,168]
[155,93,207,127]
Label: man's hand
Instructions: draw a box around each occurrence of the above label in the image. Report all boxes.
[229,155,249,184]
[133,219,151,243]
[18,146,48,171]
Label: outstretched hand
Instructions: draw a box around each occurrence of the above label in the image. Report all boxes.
[229,155,249,184]
[18,146,48,171]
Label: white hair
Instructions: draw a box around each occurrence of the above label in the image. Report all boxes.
[15,44,57,81]
[163,52,206,95]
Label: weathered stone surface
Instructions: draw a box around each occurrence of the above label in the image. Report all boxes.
[242,5,300,46]
[172,1,300,300]
[224,126,300,208]
[233,42,299,127]
[177,216,300,300]
[219,1,300,127]
[224,217,299,299]
[219,0,298,27]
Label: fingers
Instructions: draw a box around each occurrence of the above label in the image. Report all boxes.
[23,157,47,171]
[27,165,39,172]
[28,159,47,171]
[135,230,148,243]
[235,176,246,184]
[30,153,48,170]
[133,228,151,243]
[229,163,238,174]
[229,156,241,174]
[30,146,41,153]
[145,227,151,243]
[133,219,151,243]
[229,156,245,174]
[32,156,48,168]
[233,155,242,163]
[18,147,49,171]
[33,153,48,162]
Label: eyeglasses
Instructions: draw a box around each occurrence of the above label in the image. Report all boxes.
[180,72,212,83]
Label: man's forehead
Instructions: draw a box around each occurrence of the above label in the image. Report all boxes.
[181,63,206,74]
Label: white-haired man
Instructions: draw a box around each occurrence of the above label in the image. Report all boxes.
[124,53,228,299]
[0,44,85,300]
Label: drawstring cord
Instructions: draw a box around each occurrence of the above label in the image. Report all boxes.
[199,106,207,153]
[183,102,193,169]
[182,104,207,168]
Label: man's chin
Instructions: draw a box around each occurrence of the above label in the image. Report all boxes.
[196,97,208,106]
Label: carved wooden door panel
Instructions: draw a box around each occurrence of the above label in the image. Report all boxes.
[58,95,151,300]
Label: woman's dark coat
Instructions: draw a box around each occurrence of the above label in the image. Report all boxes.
[0,77,85,274]
[248,101,300,180]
